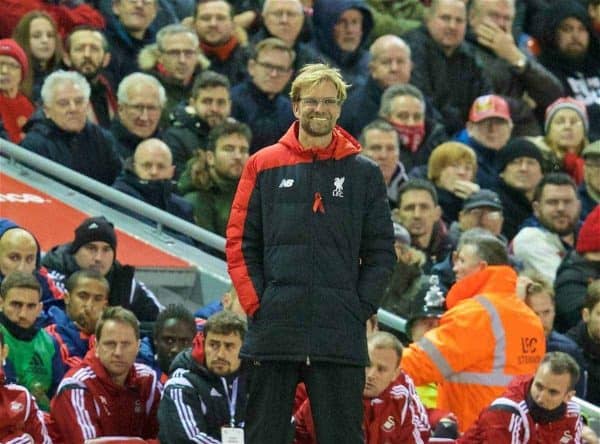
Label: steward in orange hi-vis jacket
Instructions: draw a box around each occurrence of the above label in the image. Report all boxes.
[400,265,546,432]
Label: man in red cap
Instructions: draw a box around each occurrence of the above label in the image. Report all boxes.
[0,39,34,143]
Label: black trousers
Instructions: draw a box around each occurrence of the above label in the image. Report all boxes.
[244,360,365,444]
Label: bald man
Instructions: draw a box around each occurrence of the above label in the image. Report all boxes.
[112,139,194,238]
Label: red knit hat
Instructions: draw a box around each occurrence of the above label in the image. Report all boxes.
[576,205,600,254]
[0,39,29,81]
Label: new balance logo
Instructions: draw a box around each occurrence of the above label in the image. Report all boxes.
[279,179,294,188]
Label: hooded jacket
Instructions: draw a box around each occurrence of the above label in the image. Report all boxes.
[226,122,395,365]
[400,266,546,432]
[311,0,374,87]
[567,321,600,405]
[110,117,161,161]
[458,375,583,443]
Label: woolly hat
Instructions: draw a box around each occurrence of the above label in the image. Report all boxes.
[544,97,589,134]
[70,216,117,254]
[468,95,511,123]
[496,137,545,173]
[0,39,28,81]
[576,205,600,254]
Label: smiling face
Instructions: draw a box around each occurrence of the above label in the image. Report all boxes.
[293,80,342,139]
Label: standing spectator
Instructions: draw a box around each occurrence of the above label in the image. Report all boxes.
[400,231,545,432]
[0,39,34,144]
[49,307,161,443]
[138,24,209,127]
[580,141,600,219]
[104,0,158,89]
[0,272,65,411]
[42,216,162,322]
[226,64,395,444]
[184,121,251,237]
[194,0,249,85]
[537,2,600,142]
[311,0,373,88]
[158,311,247,443]
[495,138,545,240]
[458,352,583,443]
[162,70,232,180]
[467,0,564,136]
[554,205,600,333]
[21,70,122,186]
[62,27,116,129]
[230,37,295,154]
[567,280,600,406]
[359,119,408,206]
[112,72,166,160]
[404,0,491,134]
[455,94,513,190]
[0,329,52,443]
[12,11,63,102]
[512,173,582,283]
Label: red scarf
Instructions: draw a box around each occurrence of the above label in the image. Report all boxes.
[0,92,34,143]
[200,36,239,62]
[391,121,425,153]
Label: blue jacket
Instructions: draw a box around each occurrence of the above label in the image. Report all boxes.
[44,306,90,369]
[455,128,501,191]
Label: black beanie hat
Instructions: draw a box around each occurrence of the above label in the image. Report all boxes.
[70,216,117,254]
[496,138,545,173]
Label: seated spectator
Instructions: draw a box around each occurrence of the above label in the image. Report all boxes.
[512,173,581,283]
[458,352,583,443]
[521,270,587,397]
[0,219,64,312]
[62,27,116,129]
[495,138,545,240]
[338,35,415,138]
[359,119,408,206]
[567,280,600,406]
[12,11,63,101]
[49,307,161,443]
[158,311,247,443]
[42,216,162,322]
[554,205,600,333]
[537,1,600,142]
[139,24,209,127]
[21,70,122,186]
[580,141,600,219]
[0,329,52,443]
[112,138,194,237]
[310,0,374,87]
[104,0,158,89]
[162,70,232,180]
[183,121,251,237]
[427,141,480,224]
[455,95,514,190]
[45,270,109,369]
[194,0,249,85]
[294,331,431,443]
[394,179,451,273]
[404,0,491,134]
[466,0,564,136]
[0,39,34,143]
[0,272,65,411]
[138,303,196,382]
[529,97,590,185]
[379,84,448,173]
[230,37,295,154]
[112,72,166,160]
[401,230,545,432]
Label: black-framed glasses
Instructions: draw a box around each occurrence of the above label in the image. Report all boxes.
[298,97,342,108]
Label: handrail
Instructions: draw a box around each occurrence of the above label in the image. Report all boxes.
[0,139,226,252]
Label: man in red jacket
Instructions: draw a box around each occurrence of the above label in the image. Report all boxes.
[49,306,161,444]
[459,351,583,443]
[0,329,52,443]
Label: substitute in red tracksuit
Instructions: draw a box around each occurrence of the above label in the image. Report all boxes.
[458,352,583,443]
[0,331,51,444]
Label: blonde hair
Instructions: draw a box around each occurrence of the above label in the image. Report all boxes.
[427,142,477,183]
[290,63,349,103]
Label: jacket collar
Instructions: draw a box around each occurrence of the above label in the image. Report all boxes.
[445,265,517,309]
[279,121,361,160]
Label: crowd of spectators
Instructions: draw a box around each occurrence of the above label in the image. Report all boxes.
[1,0,600,441]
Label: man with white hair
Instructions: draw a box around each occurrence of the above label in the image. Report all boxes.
[21,70,122,186]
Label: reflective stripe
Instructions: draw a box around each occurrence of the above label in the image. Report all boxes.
[475,295,506,371]
[418,337,453,378]
[447,372,513,386]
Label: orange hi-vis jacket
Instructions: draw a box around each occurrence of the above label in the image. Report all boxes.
[400,265,545,432]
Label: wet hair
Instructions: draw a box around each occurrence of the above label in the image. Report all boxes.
[65,269,110,294]
[532,172,577,203]
[0,271,41,300]
[95,306,140,341]
[153,304,196,338]
[540,351,580,391]
[203,310,247,341]
[398,178,439,207]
